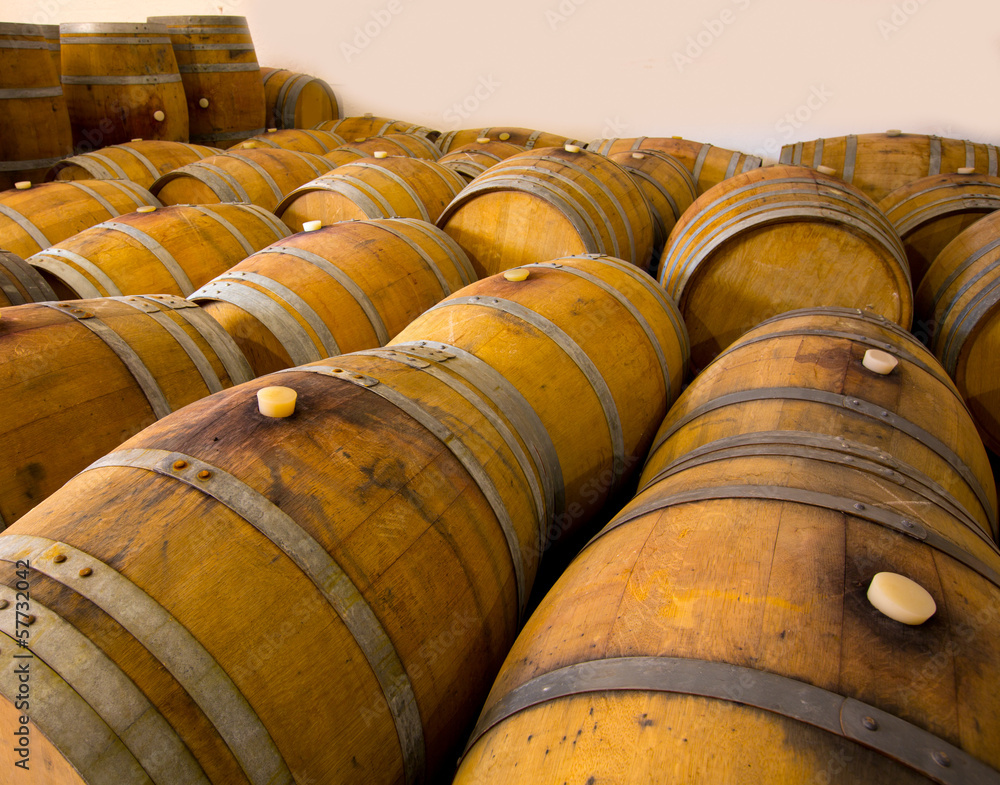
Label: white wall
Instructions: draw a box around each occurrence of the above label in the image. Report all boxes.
[7,0,999,161]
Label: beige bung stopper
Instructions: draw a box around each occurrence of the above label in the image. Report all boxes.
[862,348,898,375]
[867,572,936,625]
[198,97,210,108]
[503,268,530,282]
[302,219,322,232]
[257,386,297,418]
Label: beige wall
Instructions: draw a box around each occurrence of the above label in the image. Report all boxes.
[7,0,998,161]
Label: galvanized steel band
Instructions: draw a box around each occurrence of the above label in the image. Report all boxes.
[100,220,195,295]
[31,246,122,297]
[462,656,996,785]
[0,532,294,785]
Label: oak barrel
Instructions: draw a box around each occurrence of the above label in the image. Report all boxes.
[437,140,526,182]
[190,218,476,376]
[916,210,1000,454]
[642,307,998,541]
[0,250,57,307]
[608,149,697,258]
[0,255,685,783]
[334,133,442,161]
[148,15,266,148]
[0,23,74,190]
[437,127,578,154]
[28,203,290,299]
[439,145,654,277]
[455,442,1000,783]
[780,131,1000,204]
[879,171,1000,289]
[0,179,160,259]
[59,23,189,146]
[315,114,437,141]
[658,164,912,371]
[588,135,763,194]
[47,140,221,189]
[0,294,253,526]
[232,129,347,155]
[261,67,339,130]
[276,157,466,232]
[150,148,334,212]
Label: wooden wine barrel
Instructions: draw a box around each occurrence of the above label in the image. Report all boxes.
[437,127,579,154]
[879,171,1000,290]
[642,307,998,540]
[780,131,1000,204]
[190,218,476,375]
[150,148,334,211]
[335,133,442,161]
[916,211,1000,454]
[455,443,1000,783]
[59,23,189,146]
[439,145,654,277]
[588,135,763,194]
[28,203,290,299]
[232,129,346,155]
[147,16,266,149]
[322,146,369,168]
[0,255,685,784]
[261,67,340,130]
[0,179,160,259]
[608,149,697,258]
[0,250,57,306]
[315,114,438,141]
[276,157,466,232]
[438,140,526,182]
[659,165,912,371]
[41,24,61,75]
[46,140,221,189]
[0,22,74,190]
[393,254,689,522]
[0,294,253,526]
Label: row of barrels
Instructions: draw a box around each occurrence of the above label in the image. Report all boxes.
[4,125,1000,454]
[455,305,1000,783]
[0,210,481,526]
[0,255,690,783]
[0,17,340,188]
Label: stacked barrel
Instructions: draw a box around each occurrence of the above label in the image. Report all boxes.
[3,37,1000,783]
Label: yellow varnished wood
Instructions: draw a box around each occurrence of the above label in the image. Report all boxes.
[0,180,159,259]
[260,68,340,130]
[232,129,347,155]
[48,140,221,189]
[659,165,912,371]
[27,203,288,299]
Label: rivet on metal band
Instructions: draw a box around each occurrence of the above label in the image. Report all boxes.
[0,534,294,785]
[462,656,999,785]
[429,296,626,489]
[0,587,209,784]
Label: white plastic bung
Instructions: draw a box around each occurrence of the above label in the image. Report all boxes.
[136,206,157,213]
[958,167,977,174]
[817,165,837,176]
[198,97,209,108]
[302,220,322,232]
[886,129,903,137]
[862,348,899,375]
[257,386,297,418]
[503,268,529,282]
[373,151,388,159]
[867,572,936,625]
[564,144,582,153]
[153,110,166,122]
[14,181,31,190]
